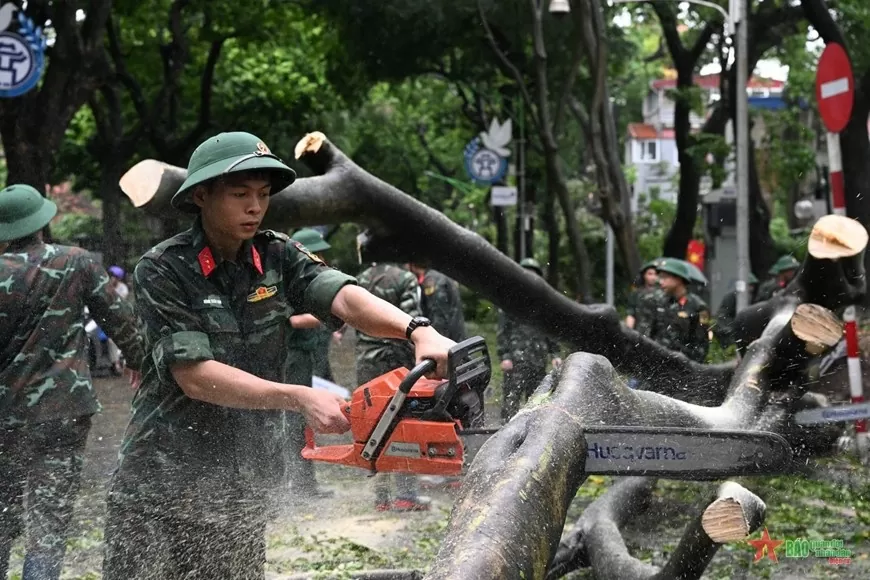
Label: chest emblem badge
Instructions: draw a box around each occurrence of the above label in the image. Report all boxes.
[247,285,277,303]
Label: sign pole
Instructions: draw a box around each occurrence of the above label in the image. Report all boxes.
[734,0,750,313]
[826,133,846,215]
[843,306,868,460]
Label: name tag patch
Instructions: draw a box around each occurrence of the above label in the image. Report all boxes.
[247,285,278,303]
[202,296,224,307]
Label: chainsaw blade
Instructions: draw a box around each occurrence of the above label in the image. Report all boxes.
[794,402,870,425]
[460,426,793,480]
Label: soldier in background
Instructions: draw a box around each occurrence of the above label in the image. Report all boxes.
[636,258,711,363]
[0,185,143,580]
[408,260,466,342]
[625,259,659,329]
[356,239,430,512]
[497,258,561,423]
[280,228,337,499]
[714,272,758,348]
[755,255,800,302]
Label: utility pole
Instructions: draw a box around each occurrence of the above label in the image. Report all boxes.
[518,98,527,261]
[734,0,750,312]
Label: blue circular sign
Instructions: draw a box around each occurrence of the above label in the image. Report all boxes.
[0,10,46,99]
[463,137,508,184]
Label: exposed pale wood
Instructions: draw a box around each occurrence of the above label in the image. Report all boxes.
[701,482,766,543]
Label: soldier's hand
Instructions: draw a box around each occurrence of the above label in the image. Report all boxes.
[552,358,562,369]
[332,331,343,345]
[410,326,455,378]
[299,389,350,434]
[500,360,513,372]
[125,368,142,390]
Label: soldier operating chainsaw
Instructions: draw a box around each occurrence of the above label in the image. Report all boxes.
[101,132,455,580]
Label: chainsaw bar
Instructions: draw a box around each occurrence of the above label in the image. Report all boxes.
[794,402,870,425]
[460,426,793,480]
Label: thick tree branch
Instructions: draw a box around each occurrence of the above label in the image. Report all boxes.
[173,38,225,157]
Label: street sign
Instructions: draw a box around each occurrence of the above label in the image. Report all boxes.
[491,186,517,207]
[816,43,854,133]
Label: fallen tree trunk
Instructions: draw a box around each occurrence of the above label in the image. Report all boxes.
[428,300,842,580]
[119,134,735,402]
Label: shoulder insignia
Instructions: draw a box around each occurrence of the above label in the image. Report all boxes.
[424,284,436,296]
[264,230,291,241]
[699,310,710,325]
[142,233,190,261]
[293,241,325,265]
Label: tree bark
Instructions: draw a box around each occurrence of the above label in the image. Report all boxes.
[748,137,778,275]
[99,161,126,267]
[572,0,642,275]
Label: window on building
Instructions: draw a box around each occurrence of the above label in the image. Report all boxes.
[638,140,658,162]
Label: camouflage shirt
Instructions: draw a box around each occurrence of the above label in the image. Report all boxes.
[636,289,711,363]
[496,310,559,368]
[625,285,657,318]
[118,219,356,483]
[355,263,421,371]
[419,269,466,342]
[0,240,144,429]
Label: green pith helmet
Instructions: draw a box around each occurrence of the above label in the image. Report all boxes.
[291,228,330,253]
[0,184,58,243]
[640,258,661,273]
[683,260,708,285]
[171,132,297,213]
[769,255,801,275]
[655,257,694,284]
[519,257,543,275]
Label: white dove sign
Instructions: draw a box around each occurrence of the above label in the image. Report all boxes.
[0,3,46,99]
[463,117,512,185]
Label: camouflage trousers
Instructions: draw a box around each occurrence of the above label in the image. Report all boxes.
[357,355,418,503]
[0,415,90,580]
[103,457,267,580]
[500,363,547,423]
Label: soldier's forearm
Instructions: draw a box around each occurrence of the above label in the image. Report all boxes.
[331,284,411,341]
[290,314,322,329]
[170,360,316,411]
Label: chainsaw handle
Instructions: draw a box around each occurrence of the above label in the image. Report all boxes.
[398,358,437,395]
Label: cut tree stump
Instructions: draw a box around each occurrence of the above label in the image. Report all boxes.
[701,482,766,543]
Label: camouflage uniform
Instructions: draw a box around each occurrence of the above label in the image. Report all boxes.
[626,285,656,323]
[355,263,422,505]
[419,269,466,342]
[102,218,356,580]
[496,310,559,422]
[0,235,143,579]
[636,288,711,363]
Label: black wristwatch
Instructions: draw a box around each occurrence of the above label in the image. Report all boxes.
[405,316,432,340]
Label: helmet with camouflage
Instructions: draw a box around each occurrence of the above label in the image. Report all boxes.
[291,228,330,253]
[171,132,297,213]
[0,184,58,243]
[519,257,543,276]
[655,257,694,284]
[768,254,801,275]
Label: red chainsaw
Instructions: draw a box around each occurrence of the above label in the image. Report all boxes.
[302,337,491,476]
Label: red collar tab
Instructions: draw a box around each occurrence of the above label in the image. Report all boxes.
[198,247,216,277]
[678,295,688,307]
[251,246,263,275]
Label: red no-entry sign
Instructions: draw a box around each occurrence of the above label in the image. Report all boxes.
[816,43,855,133]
